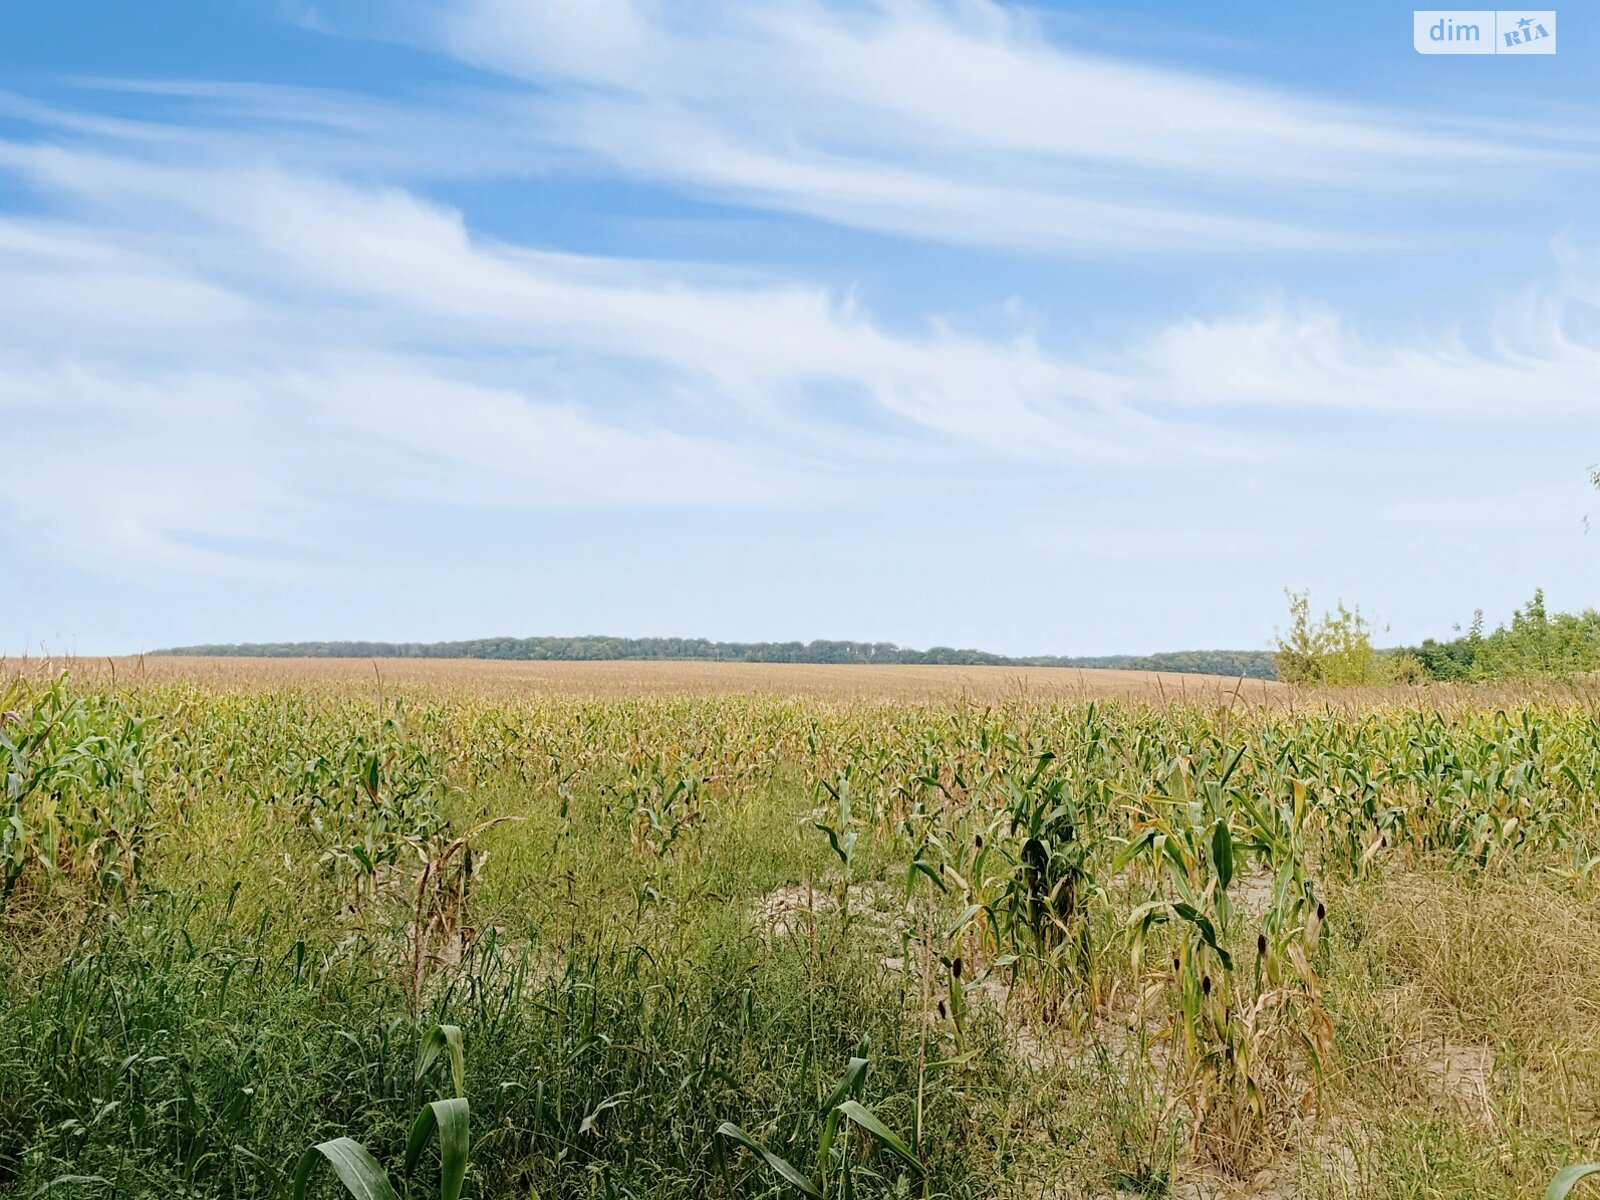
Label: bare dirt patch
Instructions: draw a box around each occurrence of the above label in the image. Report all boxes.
[1232,869,1279,923]
[749,880,902,938]
[1408,1037,1496,1125]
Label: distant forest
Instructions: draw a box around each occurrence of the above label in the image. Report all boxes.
[154,637,1280,679]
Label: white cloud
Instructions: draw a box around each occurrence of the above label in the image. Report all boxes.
[426,0,1588,253]
[1134,286,1600,417]
[2,124,1596,578]
[0,140,1203,456]
[30,1,1590,259]
[0,143,1176,567]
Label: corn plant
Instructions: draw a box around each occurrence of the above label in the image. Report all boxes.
[716,1056,922,1200]
[408,816,523,1010]
[0,675,155,906]
[293,1024,468,1200]
[814,772,861,930]
[994,751,1111,1014]
[1118,751,1330,1174]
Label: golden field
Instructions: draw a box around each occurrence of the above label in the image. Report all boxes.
[3,654,1285,703]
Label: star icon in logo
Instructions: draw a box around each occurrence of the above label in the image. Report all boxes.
[1517,16,1533,29]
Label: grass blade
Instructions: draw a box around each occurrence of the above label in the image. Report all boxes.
[30,1177,111,1197]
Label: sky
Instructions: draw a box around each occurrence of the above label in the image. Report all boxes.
[3,0,1599,657]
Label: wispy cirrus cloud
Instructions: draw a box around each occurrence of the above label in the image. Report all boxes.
[418,0,1589,254]
[24,1,1589,257]
[2,123,1597,578]
[0,139,1190,569]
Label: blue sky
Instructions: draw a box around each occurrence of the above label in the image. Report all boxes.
[3,0,1599,656]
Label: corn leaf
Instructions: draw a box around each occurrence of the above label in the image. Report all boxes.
[716,1121,824,1200]
[292,1138,400,1200]
[417,1023,466,1097]
[1547,1164,1600,1200]
[405,1097,470,1200]
[835,1101,921,1173]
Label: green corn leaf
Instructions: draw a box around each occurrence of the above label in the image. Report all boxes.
[1218,745,1246,789]
[816,1106,843,1180]
[907,859,949,894]
[1547,1164,1600,1200]
[1111,830,1155,873]
[1024,750,1056,786]
[716,1121,824,1200]
[821,1056,870,1113]
[404,1097,469,1200]
[945,904,983,939]
[292,1138,400,1200]
[1212,823,1234,891]
[835,1101,921,1173]
[417,1023,466,1097]
[1172,902,1234,971]
[814,823,850,865]
[1126,900,1171,930]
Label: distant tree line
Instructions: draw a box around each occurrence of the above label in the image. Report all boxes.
[1397,589,1600,682]
[1273,587,1600,686]
[153,637,1280,678]
[1068,651,1277,679]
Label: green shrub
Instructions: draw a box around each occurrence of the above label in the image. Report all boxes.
[1272,590,1392,685]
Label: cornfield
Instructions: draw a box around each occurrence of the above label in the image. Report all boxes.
[1,660,1598,1198]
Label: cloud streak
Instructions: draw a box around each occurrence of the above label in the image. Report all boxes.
[1,124,1596,579]
[425,0,1588,253]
